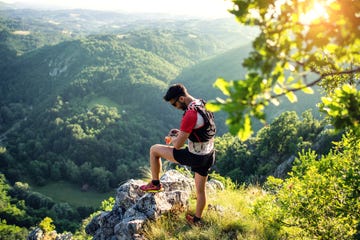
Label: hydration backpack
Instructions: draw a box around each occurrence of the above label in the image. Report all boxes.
[188,99,216,143]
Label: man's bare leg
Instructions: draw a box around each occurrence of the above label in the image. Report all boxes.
[149,144,179,180]
[194,172,208,218]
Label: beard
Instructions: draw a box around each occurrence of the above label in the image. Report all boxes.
[179,102,187,111]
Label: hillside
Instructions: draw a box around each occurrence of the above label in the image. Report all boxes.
[0,27,230,184]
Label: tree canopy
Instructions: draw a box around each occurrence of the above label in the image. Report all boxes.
[208,0,360,140]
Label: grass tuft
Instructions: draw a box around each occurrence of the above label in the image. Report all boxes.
[143,185,268,240]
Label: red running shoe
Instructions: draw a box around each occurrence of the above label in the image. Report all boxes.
[140,182,164,192]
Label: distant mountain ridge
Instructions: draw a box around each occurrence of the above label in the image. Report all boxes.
[2,35,177,104]
[0,5,251,55]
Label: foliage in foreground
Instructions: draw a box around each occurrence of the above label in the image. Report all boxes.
[255,131,360,239]
[208,0,360,140]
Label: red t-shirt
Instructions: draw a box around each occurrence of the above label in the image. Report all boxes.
[180,109,197,133]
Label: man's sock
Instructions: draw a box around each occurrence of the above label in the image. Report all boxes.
[152,180,160,186]
[193,216,201,223]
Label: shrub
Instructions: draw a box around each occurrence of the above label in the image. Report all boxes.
[254,132,360,239]
[39,217,55,233]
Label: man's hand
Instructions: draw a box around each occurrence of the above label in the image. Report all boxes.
[171,130,189,149]
[165,129,180,144]
[168,129,179,137]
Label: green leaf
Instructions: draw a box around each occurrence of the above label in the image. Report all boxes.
[237,114,253,141]
[273,62,284,76]
[273,85,284,95]
[342,84,355,94]
[206,101,222,112]
[321,97,332,105]
[214,78,231,96]
[285,91,298,103]
[286,76,295,83]
[302,87,314,94]
[277,75,285,85]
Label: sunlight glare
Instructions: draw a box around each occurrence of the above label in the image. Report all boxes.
[299,1,330,25]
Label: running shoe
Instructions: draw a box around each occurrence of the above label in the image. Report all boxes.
[140,182,164,192]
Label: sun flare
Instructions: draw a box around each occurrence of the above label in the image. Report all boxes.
[299,1,330,24]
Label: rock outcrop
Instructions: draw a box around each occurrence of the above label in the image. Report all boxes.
[86,170,191,240]
[86,169,224,240]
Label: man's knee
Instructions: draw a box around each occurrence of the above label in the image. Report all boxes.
[150,144,163,155]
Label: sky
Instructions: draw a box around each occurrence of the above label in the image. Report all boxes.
[2,0,234,18]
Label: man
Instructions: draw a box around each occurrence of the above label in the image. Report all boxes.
[140,83,216,225]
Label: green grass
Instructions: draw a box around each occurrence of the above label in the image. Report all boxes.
[31,181,114,208]
[142,185,269,240]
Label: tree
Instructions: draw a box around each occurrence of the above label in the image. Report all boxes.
[39,217,55,233]
[0,174,28,239]
[208,0,360,140]
[0,174,25,219]
[255,111,299,159]
[214,134,254,182]
[91,167,111,192]
[0,219,28,240]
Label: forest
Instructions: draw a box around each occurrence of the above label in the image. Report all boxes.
[0,0,359,239]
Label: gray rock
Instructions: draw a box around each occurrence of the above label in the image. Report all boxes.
[86,170,194,240]
[27,228,43,240]
[27,227,72,240]
[114,179,147,212]
[207,179,225,192]
[273,155,296,178]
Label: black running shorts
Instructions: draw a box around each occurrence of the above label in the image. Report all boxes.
[173,147,215,176]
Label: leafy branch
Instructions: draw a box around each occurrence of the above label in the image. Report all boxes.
[210,0,360,140]
[272,67,360,99]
